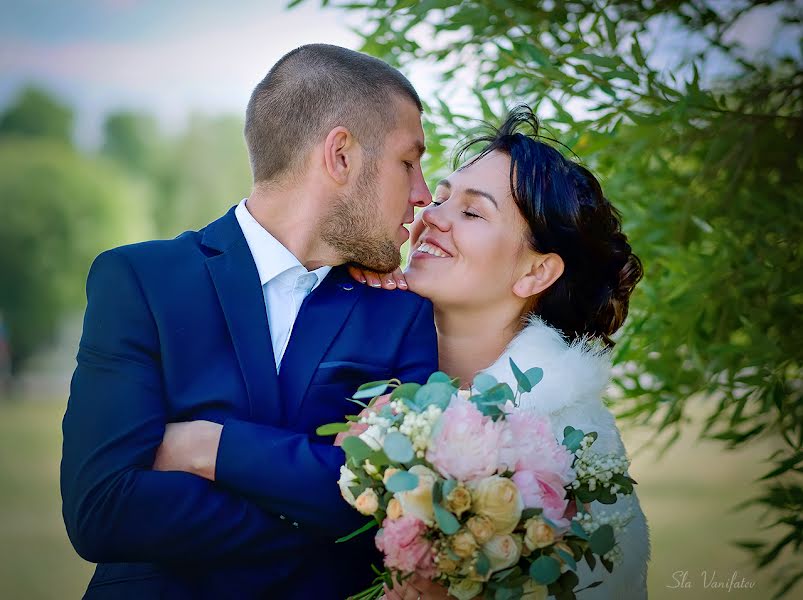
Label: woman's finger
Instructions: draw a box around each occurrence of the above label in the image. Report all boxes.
[392,268,408,290]
[347,265,368,284]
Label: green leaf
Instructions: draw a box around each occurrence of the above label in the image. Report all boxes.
[589,524,615,555]
[390,382,421,401]
[427,371,453,384]
[525,367,544,388]
[353,380,390,399]
[530,555,561,585]
[413,381,454,411]
[570,521,589,540]
[432,479,443,504]
[475,550,491,576]
[383,431,415,463]
[442,479,457,499]
[433,503,460,534]
[315,422,351,436]
[335,519,378,543]
[342,436,374,463]
[510,358,532,392]
[385,470,419,493]
[577,53,621,69]
[473,372,498,393]
[562,429,585,452]
[556,548,577,571]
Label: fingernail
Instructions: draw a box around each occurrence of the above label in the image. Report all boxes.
[371,282,381,288]
[399,281,408,288]
[386,279,396,287]
[360,277,366,283]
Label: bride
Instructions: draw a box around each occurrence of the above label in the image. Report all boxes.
[348,105,650,599]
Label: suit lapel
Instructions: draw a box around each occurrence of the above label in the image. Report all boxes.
[202,208,281,425]
[279,266,363,423]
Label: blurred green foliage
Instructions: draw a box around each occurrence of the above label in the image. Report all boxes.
[298,0,802,595]
[0,89,251,374]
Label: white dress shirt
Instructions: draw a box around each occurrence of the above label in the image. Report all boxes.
[234,199,331,371]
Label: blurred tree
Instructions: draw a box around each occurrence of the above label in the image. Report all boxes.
[0,139,151,375]
[102,112,163,174]
[0,86,73,143]
[154,114,252,237]
[299,0,802,595]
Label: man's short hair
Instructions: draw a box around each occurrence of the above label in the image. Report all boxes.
[244,44,423,184]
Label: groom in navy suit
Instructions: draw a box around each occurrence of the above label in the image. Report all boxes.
[61,44,437,599]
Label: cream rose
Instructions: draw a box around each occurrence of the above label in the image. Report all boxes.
[451,529,479,559]
[386,497,404,520]
[435,550,460,575]
[471,476,523,535]
[445,483,472,518]
[483,534,522,574]
[383,467,400,485]
[448,578,483,600]
[524,516,555,550]
[397,465,437,525]
[522,580,549,600]
[338,465,358,506]
[466,515,494,545]
[355,488,379,516]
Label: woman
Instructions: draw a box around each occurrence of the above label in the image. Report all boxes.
[348,105,650,599]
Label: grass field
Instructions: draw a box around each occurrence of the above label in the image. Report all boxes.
[0,398,791,599]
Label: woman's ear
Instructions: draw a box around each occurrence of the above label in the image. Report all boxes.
[513,253,564,299]
[323,126,355,185]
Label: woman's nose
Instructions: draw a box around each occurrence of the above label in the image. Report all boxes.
[421,202,450,232]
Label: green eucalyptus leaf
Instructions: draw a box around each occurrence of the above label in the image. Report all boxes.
[509,358,532,393]
[475,550,491,576]
[556,548,577,571]
[570,521,589,540]
[473,372,498,393]
[383,431,415,463]
[442,479,458,499]
[530,555,561,585]
[385,470,419,493]
[589,524,615,555]
[352,380,390,399]
[433,503,460,534]
[342,436,374,463]
[390,382,421,402]
[562,429,586,452]
[315,422,351,436]
[427,371,453,385]
[525,367,544,388]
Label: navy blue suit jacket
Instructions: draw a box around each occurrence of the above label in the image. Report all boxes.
[61,207,438,599]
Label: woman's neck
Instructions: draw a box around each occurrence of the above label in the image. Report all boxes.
[434,304,525,389]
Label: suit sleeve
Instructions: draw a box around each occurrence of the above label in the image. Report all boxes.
[61,249,314,564]
[215,296,439,537]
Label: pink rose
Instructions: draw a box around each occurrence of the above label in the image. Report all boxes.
[426,395,503,482]
[512,470,570,527]
[500,411,575,483]
[375,516,436,578]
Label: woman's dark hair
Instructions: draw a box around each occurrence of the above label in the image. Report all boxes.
[455,104,643,347]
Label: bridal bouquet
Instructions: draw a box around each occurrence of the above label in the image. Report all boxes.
[317,360,637,600]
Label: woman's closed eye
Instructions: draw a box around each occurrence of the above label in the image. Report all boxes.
[431,199,483,219]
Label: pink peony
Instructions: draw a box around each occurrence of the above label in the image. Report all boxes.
[375,516,436,578]
[512,470,571,526]
[426,395,503,482]
[500,411,575,483]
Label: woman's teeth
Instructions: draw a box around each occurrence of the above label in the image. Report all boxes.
[417,242,449,258]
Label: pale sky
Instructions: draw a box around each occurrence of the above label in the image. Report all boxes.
[1,0,799,147]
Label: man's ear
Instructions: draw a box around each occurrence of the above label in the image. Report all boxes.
[323,126,355,185]
[513,253,564,299]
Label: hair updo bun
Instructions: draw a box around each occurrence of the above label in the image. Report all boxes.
[456,105,643,346]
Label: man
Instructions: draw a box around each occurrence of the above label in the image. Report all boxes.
[61,44,437,599]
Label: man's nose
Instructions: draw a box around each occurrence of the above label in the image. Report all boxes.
[409,165,432,208]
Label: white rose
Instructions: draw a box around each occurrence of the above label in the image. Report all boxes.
[448,578,483,600]
[359,424,385,451]
[338,465,358,506]
[483,534,522,574]
[397,464,437,525]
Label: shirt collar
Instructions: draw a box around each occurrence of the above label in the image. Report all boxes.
[234,199,331,289]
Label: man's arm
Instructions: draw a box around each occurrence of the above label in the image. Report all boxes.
[61,249,312,564]
[211,297,439,534]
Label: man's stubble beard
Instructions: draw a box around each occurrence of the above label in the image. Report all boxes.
[321,156,401,273]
